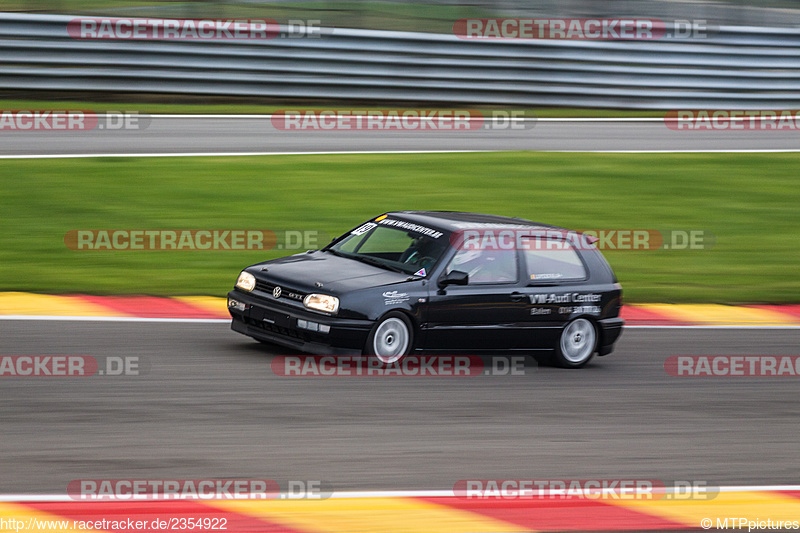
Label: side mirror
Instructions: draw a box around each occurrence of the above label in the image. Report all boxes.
[438,270,468,288]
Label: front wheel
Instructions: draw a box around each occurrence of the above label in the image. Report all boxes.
[554,318,597,368]
[364,312,413,363]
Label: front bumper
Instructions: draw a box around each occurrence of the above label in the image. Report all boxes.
[227,290,373,355]
[597,316,624,356]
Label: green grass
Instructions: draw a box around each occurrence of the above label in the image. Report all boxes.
[0,99,664,118]
[1,152,798,303]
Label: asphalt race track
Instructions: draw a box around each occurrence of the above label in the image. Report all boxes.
[2,117,800,156]
[1,319,798,494]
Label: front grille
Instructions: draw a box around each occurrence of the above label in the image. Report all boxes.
[255,279,306,302]
[255,279,275,293]
[245,316,305,340]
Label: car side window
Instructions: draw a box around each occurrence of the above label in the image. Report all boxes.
[337,232,368,254]
[522,239,586,281]
[446,248,518,284]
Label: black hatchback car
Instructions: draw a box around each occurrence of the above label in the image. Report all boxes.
[228,211,623,368]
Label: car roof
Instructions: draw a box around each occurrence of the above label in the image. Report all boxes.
[385,211,560,232]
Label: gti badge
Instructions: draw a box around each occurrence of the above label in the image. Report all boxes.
[272,286,282,299]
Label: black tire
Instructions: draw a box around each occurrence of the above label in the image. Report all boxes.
[364,312,414,363]
[553,318,597,368]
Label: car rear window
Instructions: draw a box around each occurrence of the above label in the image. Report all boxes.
[522,239,586,281]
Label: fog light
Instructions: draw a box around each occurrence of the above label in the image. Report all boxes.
[297,319,330,334]
[228,298,246,312]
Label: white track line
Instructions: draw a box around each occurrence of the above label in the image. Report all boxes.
[0,150,494,159]
[154,115,671,123]
[2,485,800,502]
[99,115,648,122]
[2,148,800,159]
[0,315,798,328]
[149,114,545,121]
[118,115,800,124]
[12,114,796,123]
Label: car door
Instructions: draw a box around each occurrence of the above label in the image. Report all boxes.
[516,236,592,349]
[424,248,530,351]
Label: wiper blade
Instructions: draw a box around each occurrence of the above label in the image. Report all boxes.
[351,254,406,274]
[327,249,407,274]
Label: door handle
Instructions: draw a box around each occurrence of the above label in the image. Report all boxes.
[510,292,526,302]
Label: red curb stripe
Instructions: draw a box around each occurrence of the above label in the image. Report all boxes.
[420,496,691,531]
[179,301,229,319]
[77,295,222,319]
[59,294,130,316]
[620,305,693,326]
[745,305,800,320]
[17,294,800,325]
[25,501,303,532]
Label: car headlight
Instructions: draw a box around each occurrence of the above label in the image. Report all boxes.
[303,293,339,314]
[235,271,256,292]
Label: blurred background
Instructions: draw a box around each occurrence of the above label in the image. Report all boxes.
[1,2,799,517]
[2,0,800,109]
[5,0,800,31]
[0,0,798,303]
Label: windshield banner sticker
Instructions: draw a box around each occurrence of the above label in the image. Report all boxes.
[377,218,444,239]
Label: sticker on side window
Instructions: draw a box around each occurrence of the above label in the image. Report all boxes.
[531,273,563,280]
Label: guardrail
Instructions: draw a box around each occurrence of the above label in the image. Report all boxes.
[1,12,799,109]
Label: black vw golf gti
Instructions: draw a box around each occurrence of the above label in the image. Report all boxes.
[228,211,623,368]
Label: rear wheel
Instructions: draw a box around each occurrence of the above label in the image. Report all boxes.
[553,318,597,368]
[365,312,413,363]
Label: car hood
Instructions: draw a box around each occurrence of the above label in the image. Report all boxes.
[250,251,414,293]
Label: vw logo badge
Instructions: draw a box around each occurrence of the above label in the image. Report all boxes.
[272,286,282,299]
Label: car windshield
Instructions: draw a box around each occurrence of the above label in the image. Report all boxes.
[327,222,449,276]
